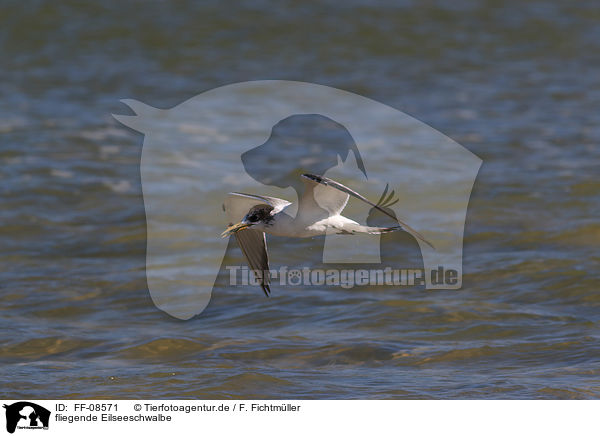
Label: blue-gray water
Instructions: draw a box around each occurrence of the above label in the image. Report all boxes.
[1,0,599,399]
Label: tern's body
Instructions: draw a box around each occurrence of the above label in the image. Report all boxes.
[249,204,367,238]
[221,173,433,296]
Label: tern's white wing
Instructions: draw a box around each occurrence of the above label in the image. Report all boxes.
[223,192,291,222]
[301,174,435,249]
[234,228,270,297]
[300,174,349,216]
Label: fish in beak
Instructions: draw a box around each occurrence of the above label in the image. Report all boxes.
[221,220,252,238]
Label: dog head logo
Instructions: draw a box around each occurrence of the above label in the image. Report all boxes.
[3,402,50,434]
[241,113,367,190]
[114,80,481,319]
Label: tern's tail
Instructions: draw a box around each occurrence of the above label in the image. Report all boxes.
[337,223,435,249]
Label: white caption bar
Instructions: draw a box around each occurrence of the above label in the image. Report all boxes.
[0,400,595,436]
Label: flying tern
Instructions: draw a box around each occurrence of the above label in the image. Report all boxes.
[221,173,433,296]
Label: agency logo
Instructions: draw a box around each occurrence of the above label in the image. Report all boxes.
[114,80,481,319]
[3,402,50,434]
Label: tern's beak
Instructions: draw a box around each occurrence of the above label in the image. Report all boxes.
[221,220,252,238]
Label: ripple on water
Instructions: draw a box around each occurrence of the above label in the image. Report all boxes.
[1,337,102,361]
[117,338,211,361]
